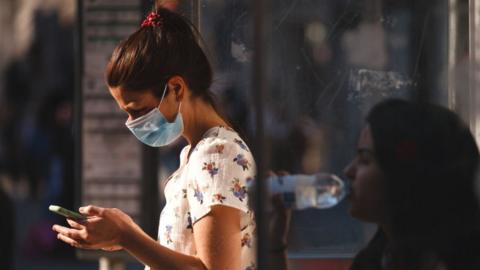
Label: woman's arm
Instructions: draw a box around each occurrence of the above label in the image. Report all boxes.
[123,205,241,270]
[52,204,241,270]
[191,205,241,270]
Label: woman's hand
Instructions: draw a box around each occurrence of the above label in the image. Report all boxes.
[52,205,141,251]
[267,171,291,270]
[267,171,292,251]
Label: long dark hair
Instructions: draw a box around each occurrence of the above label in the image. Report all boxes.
[353,99,480,270]
[106,7,216,106]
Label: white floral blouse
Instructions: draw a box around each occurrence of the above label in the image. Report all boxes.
[145,126,257,270]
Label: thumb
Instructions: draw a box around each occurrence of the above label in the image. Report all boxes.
[79,205,104,216]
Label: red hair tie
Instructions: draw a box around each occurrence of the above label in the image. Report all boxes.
[141,12,163,28]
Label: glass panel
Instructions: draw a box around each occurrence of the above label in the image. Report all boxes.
[193,0,457,259]
[262,0,454,258]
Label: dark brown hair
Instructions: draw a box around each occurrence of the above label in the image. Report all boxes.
[106,7,214,103]
[354,99,480,270]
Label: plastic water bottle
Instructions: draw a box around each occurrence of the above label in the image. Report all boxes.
[269,173,348,210]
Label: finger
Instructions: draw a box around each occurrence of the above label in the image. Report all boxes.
[277,170,290,176]
[271,194,289,212]
[102,245,122,252]
[67,219,86,229]
[56,233,97,250]
[79,205,104,216]
[52,225,83,240]
[57,233,82,248]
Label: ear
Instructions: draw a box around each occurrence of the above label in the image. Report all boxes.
[166,76,187,102]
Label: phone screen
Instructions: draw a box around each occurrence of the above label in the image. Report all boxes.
[49,205,86,220]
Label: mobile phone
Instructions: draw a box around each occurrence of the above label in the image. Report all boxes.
[49,205,87,221]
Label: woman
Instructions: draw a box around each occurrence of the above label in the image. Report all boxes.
[53,7,256,270]
[345,99,480,270]
[270,99,480,270]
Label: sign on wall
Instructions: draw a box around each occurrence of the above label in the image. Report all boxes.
[81,0,143,223]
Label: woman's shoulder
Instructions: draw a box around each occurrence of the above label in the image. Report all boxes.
[179,144,191,163]
[192,126,251,155]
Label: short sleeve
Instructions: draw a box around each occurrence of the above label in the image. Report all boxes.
[186,136,255,225]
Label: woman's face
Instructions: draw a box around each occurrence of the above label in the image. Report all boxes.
[344,125,387,224]
[109,86,179,122]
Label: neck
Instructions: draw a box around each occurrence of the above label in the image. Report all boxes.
[182,99,228,147]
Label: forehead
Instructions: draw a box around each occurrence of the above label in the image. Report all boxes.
[109,87,156,106]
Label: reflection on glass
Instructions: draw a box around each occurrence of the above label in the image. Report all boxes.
[199,0,455,259]
[269,173,349,210]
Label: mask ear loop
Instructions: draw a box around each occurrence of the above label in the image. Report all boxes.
[159,83,168,105]
[159,83,182,115]
[178,101,182,114]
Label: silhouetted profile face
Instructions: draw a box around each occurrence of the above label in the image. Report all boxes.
[344,125,387,224]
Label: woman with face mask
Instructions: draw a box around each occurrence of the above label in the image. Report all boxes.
[52,7,256,270]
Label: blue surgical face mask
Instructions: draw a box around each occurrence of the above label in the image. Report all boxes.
[125,84,183,147]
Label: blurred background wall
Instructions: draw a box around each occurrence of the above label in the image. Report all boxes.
[0,1,93,269]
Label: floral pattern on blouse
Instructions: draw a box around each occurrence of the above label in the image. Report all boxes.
[215,144,225,154]
[202,162,219,178]
[233,154,250,171]
[245,262,257,270]
[186,212,193,232]
[193,184,204,204]
[230,178,248,202]
[212,193,226,203]
[234,138,249,152]
[164,225,173,245]
[241,233,252,248]
[149,126,256,270]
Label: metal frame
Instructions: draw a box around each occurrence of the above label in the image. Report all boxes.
[252,0,270,269]
[448,0,459,110]
[447,0,479,131]
[190,0,200,29]
[74,0,84,220]
[470,0,480,144]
